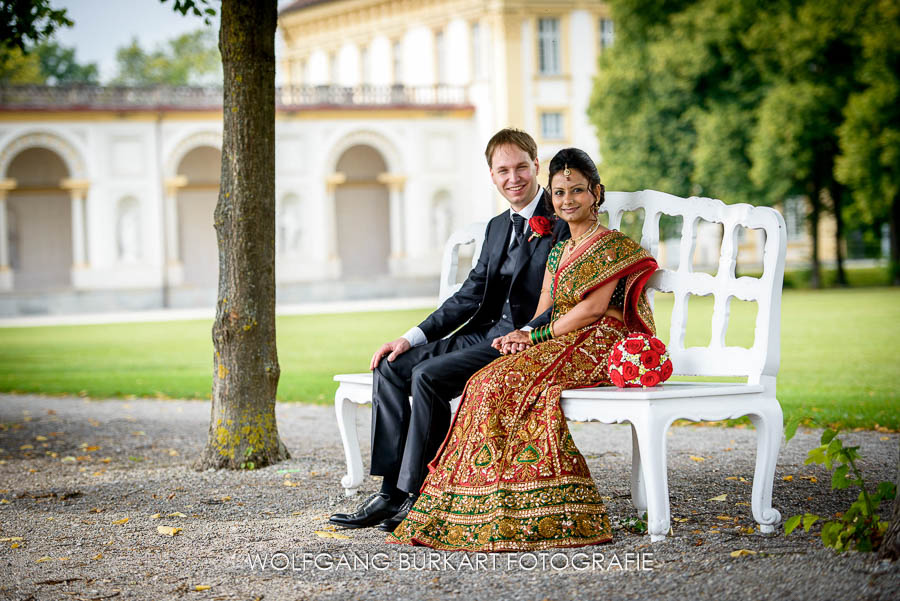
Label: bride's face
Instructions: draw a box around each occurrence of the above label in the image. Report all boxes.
[550,169,597,225]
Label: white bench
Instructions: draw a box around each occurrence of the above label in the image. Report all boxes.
[334,189,787,542]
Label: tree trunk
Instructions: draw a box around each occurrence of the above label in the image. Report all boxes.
[831,186,847,287]
[195,0,288,470]
[891,193,900,286]
[808,187,822,289]
[878,441,900,561]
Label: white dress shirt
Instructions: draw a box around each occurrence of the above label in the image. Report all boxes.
[401,187,544,347]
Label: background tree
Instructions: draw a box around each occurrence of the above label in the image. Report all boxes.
[589,0,884,288]
[111,29,221,86]
[195,0,288,470]
[835,0,900,285]
[0,46,45,83]
[35,40,98,84]
[0,0,71,52]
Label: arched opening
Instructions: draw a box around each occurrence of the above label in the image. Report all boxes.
[334,145,390,278]
[175,145,221,288]
[5,147,72,290]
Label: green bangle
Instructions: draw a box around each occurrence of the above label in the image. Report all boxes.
[529,329,538,346]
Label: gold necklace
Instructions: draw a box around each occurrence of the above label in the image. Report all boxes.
[564,220,600,255]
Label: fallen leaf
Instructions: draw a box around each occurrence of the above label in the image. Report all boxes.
[740,526,755,534]
[782,475,793,482]
[694,539,704,546]
[150,513,161,519]
[800,476,817,483]
[221,496,231,502]
[730,549,757,558]
[880,436,890,441]
[672,517,689,523]
[90,508,102,513]
[314,530,352,539]
[131,431,145,436]
[111,518,129,525]
[57,557,69,561]
[91,471,104,477]
[735,502,750,506]
[11,542,20,548]
[19,444,34,450]
[0,499,10,504]
[61,456,76,463]
[708,494,728,502]
[283,480,299,487]
[723,447,733,452]
[35,436,48,441]
[84,445,100,452]
[92,553,103,560]
[716,515,733,521]
[100,457,111,463]
[725,476,738,480]
[167,512,187,518]
[0,537,23,542]
[35,556,52,562]
[689,455,705,462]
[195,585,211,591]
[168,449,179,456]
[157,526,182,536]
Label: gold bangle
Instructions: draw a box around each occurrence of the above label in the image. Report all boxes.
[549,321,556,339]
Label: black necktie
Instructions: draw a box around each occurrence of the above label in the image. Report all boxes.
[511,214,526,249]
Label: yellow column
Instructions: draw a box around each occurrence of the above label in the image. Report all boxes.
[163,175,188,267]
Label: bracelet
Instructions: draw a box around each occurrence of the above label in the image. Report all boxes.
[529,329,538,346]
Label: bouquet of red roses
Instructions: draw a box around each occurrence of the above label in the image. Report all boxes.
[608,332,673,388]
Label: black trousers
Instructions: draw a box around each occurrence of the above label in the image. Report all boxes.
[370,329,501,494]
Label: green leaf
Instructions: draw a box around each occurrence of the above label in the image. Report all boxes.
[802,513,819,532]
[784,515,802,535]
[831,465,851,489]
[784,418,800,442]
[876,481,896,501]
[805,445,827,465]
[820,429,838,445]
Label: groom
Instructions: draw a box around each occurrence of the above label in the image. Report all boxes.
[329,128,569,531]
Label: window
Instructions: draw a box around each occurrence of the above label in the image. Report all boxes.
[392,40,403,84]
[360,46,370,85]
[541,112,564,140]
[435,30,446,84]
[599,18,615,50]
[471,22,484,79]
[538,18,560,75]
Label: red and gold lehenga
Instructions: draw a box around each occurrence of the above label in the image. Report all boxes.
[388,229,658,552]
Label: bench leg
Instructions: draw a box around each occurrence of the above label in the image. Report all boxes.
[334,386,365,497]
[629,423,647,512]
[748,399,783,533]
[632,415,672,542]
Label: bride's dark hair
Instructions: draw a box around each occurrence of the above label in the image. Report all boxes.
[546,148,605,211]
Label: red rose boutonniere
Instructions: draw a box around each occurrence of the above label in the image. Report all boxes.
[528,216,552,242]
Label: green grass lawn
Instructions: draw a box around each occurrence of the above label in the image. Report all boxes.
[1,287,898,430]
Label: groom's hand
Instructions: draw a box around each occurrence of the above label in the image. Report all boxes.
[370,337,411,370]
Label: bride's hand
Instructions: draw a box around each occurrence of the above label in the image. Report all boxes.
[498,330,531,355]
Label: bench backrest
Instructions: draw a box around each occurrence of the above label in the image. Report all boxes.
[438,190,786,384]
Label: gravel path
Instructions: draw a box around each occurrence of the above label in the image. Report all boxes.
[0,394,897,600]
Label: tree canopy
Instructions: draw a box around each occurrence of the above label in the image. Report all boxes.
[111,28,222,86]
[589,0,898,287]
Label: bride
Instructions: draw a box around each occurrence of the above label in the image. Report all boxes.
[388,147,659,551]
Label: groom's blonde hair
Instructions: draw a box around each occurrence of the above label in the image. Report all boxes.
[484,128,538,168]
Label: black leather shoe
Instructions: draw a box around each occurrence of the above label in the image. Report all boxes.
[329,493,403,529]
[378,495,417,532]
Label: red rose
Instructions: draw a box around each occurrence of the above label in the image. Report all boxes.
[660,359,673,381]
[622,362,639,381]
[640,371,661,387]
[529,216,552,236]
[610,369,624,388]
[609,347,623,366]
[649,337,666,354]
[640,350,660,369]
[623,338,645,354]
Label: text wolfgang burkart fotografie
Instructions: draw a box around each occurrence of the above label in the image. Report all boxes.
[243,550,655,572]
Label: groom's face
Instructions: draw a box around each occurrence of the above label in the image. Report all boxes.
[489,144,540,210]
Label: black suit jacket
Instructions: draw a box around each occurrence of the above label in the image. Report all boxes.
[417,191,570,342]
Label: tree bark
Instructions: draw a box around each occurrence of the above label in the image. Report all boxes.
[878,441,900,561]
[195,0,288,470]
